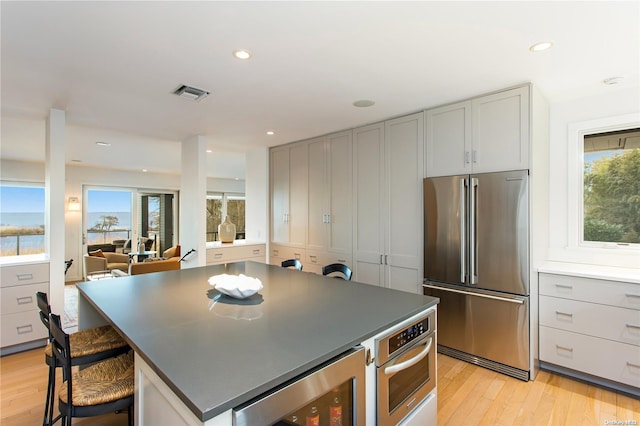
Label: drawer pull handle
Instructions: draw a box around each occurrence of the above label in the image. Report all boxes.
[556,344,573,352]
[337,259,346,263]
[626,324,640,330]
[625,293,640,299]
[16,325,33,335]
[555,311,573,318]
[214,253,223,258]
[16,296,33,305]
[627,362,640,369]
[555,284,573,290]
[273,249,279,256]
[310,255,317,262]
[17,273,33,281]
[294,253,301,260]
[252,249,260,255]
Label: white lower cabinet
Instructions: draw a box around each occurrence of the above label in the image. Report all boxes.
[269,244,305,268]
[206,243,266,266]
[0,261,49,354]
[539,273,640,392]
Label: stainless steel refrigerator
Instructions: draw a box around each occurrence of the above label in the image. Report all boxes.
[423,170,530,380]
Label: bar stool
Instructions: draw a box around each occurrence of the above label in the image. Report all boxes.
[281,259,303,271]
[48,313,134,426]
[37,292,129,426]
[322,263,352,280]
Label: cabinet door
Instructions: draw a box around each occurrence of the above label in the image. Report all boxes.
[288,143,308,247]
[425,101,471,177]
[472,86,530,173]
[353,123,385,286]
[385,112,424,294]
[327,131,352,255]
[271,147,290,244]
[307,137,327,252]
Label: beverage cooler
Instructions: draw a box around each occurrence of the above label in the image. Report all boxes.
[233,348,365,426]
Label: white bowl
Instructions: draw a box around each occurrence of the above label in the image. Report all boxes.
[208,274,263,299]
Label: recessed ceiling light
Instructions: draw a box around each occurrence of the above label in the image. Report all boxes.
[529,41,553,52]
[142,169,148,173]
[233,49,252,60]
[266,131,275,136]
[206,149,213,153]
[96,141,111,147]
[353,100,375,108]
[234,178,240,181]
[603,76,624,85]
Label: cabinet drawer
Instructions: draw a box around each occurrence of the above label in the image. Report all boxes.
[540,326,640,388]
[270,245,305,262]
[540,273,640,310]
[540,295,640,346]
[1,282,49,315]
[1,310,48,347]
[306,251,353,275]
[206,244,266,265]
[0,262,49,288]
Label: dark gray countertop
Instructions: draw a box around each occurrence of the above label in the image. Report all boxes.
[77,261,438,422]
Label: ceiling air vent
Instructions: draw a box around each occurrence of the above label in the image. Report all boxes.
[173,85,210,101]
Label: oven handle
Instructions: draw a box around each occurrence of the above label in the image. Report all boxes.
[383,337,432,376]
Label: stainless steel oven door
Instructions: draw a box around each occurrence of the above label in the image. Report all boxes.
[377,333,436,426]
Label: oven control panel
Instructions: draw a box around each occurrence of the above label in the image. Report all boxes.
[388,318,430,356]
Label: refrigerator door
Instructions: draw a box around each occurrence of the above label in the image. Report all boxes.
[423,282,529,377]
[424,175,468,286]
[471,170,529,295]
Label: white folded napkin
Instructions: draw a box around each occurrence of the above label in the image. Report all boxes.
[208,274,263,299]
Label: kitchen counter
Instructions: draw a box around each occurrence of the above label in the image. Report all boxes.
[539,261,640,284]
[77,261,438,422]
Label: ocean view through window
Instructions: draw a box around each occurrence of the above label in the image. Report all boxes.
[0,183,45,257]
[86,189,132,246]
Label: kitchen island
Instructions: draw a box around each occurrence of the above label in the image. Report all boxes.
[77,261,438,424]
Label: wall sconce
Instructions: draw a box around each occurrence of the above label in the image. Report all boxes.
[67,197,81,211]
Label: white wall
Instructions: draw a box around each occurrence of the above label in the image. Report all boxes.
[547,86,640,268]
[245,147,269,242]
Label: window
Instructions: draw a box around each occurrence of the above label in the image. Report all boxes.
[0,183,45,257]
[85,189,132,246]
[206,193,245,242]
[583,128,640,245]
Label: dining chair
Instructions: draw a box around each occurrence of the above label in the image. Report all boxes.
[281,259,303,271]
[48,313,134,426]
[321,263,352,280]
[37,292,129,426]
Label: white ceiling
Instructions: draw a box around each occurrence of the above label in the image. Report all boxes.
[1,1,638,179]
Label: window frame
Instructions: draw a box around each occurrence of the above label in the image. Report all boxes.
[567,113,640,251]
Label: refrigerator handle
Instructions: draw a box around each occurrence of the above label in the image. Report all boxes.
[460,178,467,283]
[470,177,478,285]
[423,284,525,304]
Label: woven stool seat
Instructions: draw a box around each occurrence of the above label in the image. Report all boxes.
[44,325,127,360]
[59,352,134,406]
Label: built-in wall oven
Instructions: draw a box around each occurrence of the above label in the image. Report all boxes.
[375,308,436,426]
[233,347,365,426]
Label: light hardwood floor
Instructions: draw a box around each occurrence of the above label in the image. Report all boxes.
[1,348,638,426]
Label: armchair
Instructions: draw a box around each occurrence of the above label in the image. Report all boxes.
[83,250,130,280]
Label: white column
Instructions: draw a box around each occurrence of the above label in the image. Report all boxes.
[180,135,207,268]
[45,109,66,314]
[245,147,268,242]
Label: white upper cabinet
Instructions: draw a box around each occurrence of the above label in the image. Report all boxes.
[425,85,530,177]
[425,100,472,177]
[270,143,308,247]
[306,131,353,255]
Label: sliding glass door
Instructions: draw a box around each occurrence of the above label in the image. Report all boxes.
[84,187,178,255]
